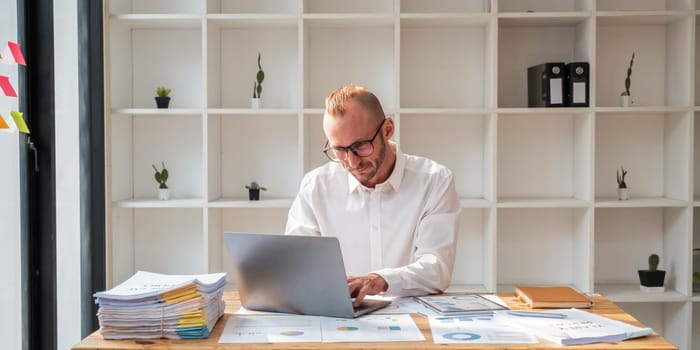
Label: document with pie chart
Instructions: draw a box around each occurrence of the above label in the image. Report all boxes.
[219,315,322,343]
[428,313,538,344]
[320,314,425,342]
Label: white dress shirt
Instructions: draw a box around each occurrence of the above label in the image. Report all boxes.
[285,144,460,297]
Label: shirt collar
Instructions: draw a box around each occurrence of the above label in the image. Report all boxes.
[347,142,405,193]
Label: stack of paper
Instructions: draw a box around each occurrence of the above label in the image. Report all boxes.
[94,271,227,340]
[503,308,653,346]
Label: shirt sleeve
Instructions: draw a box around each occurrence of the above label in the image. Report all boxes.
[285,174,321,236]
[373,171,460,296]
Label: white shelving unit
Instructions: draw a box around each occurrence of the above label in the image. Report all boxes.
[105,0,700,348]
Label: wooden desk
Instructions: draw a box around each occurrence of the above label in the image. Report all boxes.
[73,292,677,350]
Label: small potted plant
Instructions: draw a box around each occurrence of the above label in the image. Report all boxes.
[155,86,171,109]
[638,253,665,292]
[620,52,634,107]
[245,181,266,200]
[251,52,264,109]
[152,162,170,200]
[617,166,629,200]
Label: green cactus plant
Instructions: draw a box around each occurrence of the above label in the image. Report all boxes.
[621,52,635,96]
[616,166,627,189]
[648,253,659,272]
[245,181,267,191]
[252,52,264,98]
[152,162,169,189]
[156,86,171,98]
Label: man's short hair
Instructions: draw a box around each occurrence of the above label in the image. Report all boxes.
[325,85,385,119]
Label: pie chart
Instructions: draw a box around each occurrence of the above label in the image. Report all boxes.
[443,332,481,341]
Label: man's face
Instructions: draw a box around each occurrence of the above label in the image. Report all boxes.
[323,101,387,186]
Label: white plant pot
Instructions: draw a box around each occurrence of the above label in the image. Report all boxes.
[251,98,262,109]
[620,95,631,107]
[158,188,170,200]
[617,188,630,201]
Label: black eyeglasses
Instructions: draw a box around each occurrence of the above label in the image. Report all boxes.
[322,119,385,162]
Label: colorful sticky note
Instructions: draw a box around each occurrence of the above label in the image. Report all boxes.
[0,75,17,97]
[0,113,9,129]
[7,42,26,65]
[10,110,29,134]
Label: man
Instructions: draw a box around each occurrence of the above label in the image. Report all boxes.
[286,85,460,306]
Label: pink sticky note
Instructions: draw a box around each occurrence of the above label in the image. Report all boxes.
[0,76,17,97]
[7,42,26,66]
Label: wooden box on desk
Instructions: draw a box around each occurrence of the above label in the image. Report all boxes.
[73,291,677,350]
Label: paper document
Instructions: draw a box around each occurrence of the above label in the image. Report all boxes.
[219,315,322,343]
[429,313,538,344]
[321,314,424,342]
[372,296,439,316]
[414,294,508,315]
[504,308,652,345]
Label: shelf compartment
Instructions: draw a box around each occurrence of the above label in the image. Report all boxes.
[208,198,294,208]
[597,0,690,11]
[110,15,202,28]
[399,13,493,27]
[206,14,299,28]
[206,0,300,14]
[595,112,691,201]
[595,283,688,302]
[110,208,205,286]
[596,16,692,107]
[498,12,591,26]
[112,198,205,208]
[303,0,393,14]
[497,198,590,208]
[497,113,592,200]
[109,24,202,109]
[206,22,299,109]
[110,0,203,15]
[615,301,690,350]
[401,0,489,14]
[400,21,494,108]
[112,108,204,115]
[401,114,493,201]
[111,114,203,202]
[596,10,691,25]
[498,0,593,13]
[497,208,593,290]
[595,197,688,207]
[498,18,593,108]
[452,209,495,292]
[594,207,690,294]
[304,24,394,109]
[208,114,301,200]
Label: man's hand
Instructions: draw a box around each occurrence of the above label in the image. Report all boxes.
[347,273,388,307]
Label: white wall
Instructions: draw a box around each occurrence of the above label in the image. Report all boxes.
[0,1,23,349]
[55,0,83,348]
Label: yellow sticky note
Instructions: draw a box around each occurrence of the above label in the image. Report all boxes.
[10,110,29,134]
[0,113,9,129]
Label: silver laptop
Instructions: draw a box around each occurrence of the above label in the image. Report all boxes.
[224,232,391,318]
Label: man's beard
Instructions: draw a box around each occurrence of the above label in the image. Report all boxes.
[346,136,386,184]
